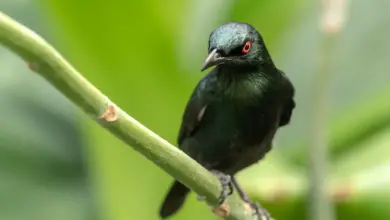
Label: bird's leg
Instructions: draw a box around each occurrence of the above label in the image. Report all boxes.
[197,170,233,204]
[231,176,271,220]
[211,170,234,204]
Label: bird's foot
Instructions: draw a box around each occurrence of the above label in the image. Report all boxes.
[245,200,271,220]
[211,170,233,204]
[231,176,270,220]
[197,170,233,204]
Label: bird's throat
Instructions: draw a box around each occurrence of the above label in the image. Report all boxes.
[216,68,273,100]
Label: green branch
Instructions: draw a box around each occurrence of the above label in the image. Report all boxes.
[0,11,262,220]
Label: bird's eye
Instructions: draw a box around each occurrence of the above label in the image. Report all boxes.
[227,41,252,57]
[242,41,251,54]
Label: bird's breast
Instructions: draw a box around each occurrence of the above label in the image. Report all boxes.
[202,98,280,144]
[193,99,281,174]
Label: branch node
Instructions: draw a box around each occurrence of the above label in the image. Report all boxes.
[27,61,39,72]
[100,101,119,122]
[212,203,230,218]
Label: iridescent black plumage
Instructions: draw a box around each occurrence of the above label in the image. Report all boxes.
[160,22,295,219]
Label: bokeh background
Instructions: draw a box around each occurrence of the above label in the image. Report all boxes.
[1,0,390,220]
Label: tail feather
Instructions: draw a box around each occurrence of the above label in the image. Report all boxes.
[160,181,190,218]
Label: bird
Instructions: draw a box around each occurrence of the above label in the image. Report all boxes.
[159,22,296,219]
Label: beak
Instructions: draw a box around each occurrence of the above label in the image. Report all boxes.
[201,48,223,71]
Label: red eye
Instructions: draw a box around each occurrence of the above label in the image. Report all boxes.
[242,41,251,54]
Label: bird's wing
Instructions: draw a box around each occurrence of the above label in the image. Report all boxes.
[279,98,295,126]
[278,70,296,127]
[177,72,218,146]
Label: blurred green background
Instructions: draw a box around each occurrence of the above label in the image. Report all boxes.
[1,0,390,219]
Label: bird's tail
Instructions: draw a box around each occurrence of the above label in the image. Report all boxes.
[159,181,190,218]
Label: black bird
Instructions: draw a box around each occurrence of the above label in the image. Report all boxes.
[159,22,295,219]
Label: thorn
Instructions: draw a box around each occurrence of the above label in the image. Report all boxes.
[100,101,119,122]
[212,203,230,218]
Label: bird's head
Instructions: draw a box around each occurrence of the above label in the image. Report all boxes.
[201,22,270,71]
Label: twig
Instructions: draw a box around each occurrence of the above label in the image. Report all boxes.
[308,0,350,220]
[0,11,258,220]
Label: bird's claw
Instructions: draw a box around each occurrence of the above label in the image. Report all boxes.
[210,170,233,204]
[247,201,271,220]
[196,170,233,203]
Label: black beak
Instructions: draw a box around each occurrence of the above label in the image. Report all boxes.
[201,48,223,71]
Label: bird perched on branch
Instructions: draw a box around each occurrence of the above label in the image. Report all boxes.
[159,22,295,219]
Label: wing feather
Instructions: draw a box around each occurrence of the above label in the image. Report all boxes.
[177,71,219,146]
